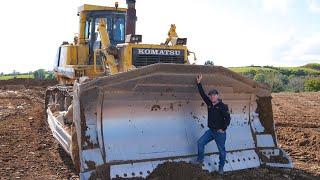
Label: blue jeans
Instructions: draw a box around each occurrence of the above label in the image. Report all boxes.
[197,129,227,167]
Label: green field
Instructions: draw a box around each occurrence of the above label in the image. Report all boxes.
[0,74,33,80]
[229,63,320,76]
[0,72,53,80]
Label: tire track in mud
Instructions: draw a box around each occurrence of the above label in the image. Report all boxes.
[272,92,320,176]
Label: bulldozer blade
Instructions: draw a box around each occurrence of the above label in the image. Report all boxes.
[58,63,292,179]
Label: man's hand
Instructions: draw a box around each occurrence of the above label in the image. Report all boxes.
[196,74,202,84]
[218,129,225,133]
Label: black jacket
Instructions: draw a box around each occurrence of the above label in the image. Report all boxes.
[197,83,231,131]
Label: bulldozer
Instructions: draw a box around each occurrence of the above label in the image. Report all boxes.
[45,1,293,179]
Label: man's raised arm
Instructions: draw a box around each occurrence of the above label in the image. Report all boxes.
[196,74,211,106]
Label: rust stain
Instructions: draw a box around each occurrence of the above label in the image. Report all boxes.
[151,104,161,111]
[170,103,174,111]
[85,160,96,170]
[88,164,110,180]
[256,96,275,135]
[80,103,95,149]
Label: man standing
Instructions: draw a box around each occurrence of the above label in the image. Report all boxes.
[193,74,231,175]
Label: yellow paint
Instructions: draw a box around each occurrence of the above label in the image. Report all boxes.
[97,19,118,74]
[164,24,178,45]
[78,12,86,45]
[78,4,126,13]
[56,3,190,84]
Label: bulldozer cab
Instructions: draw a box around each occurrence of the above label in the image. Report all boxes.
[86,12,126,45]
[80,6,127,64]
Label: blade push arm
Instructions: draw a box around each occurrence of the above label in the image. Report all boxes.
[97,19,119,74]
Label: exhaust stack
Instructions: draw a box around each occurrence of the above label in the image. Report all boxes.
[126,0,137,35]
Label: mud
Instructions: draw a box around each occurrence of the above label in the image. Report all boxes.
[151,105,161,111]
[259,152,290,164]
[145,162,319,180]
[89,164,110,180]
[85,160,96,170]
[0,81,319,179]
[256,96,275,135]
[269,155,290,164]
[147,162,211,180]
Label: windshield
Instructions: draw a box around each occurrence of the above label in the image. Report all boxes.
[85,11,126,64]
[94,16,125,43]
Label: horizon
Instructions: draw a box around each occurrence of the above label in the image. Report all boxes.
[2,62,319,75]
[1,0,320,74]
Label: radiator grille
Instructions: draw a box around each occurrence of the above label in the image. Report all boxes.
[132,48,185,67]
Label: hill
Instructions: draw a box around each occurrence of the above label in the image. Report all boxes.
[228,63,320,92]
[229,63,320,77]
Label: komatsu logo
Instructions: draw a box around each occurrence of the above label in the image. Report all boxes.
[136,48,182,56]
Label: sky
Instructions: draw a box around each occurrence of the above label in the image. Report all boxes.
[0,0,320,74]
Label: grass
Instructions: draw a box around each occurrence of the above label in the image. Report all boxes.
[0,72,53,80]
[229,67,278,74]
[229,65,320,76]
[0,74,33,80]
[302,63,320,70]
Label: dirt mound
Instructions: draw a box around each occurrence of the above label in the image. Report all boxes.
[147,162,211,180]
[145,162,319,180]
[0,78,57,89]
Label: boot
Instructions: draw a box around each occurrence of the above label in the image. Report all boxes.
[190,159,203,166]
[218,166,224,175]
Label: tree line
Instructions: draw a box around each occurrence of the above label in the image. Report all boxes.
[204,61,320,92]
[0,69,55,80]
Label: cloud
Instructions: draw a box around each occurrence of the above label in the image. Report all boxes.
[309,0,320,12]
[273,33,320,65]
[263,0,291,14]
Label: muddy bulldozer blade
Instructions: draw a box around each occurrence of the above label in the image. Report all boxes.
[46,63,293,179]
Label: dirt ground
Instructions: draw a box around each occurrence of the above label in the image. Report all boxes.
[0,79,319,180]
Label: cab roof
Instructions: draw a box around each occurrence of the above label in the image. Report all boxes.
[78,4,127,13]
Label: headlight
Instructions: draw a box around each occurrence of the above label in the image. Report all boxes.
[176,38,187,45]
[125,34,142,43]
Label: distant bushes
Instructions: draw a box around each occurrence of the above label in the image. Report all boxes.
[252,72,319,92]
[204,60,214,66]
[33,69,46,80]
[302,63,320,70]
[0,69,56,80]
[304,78,320,92]
[231,64,320,93]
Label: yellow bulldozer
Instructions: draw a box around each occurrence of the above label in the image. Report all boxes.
[45,1,293,179]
